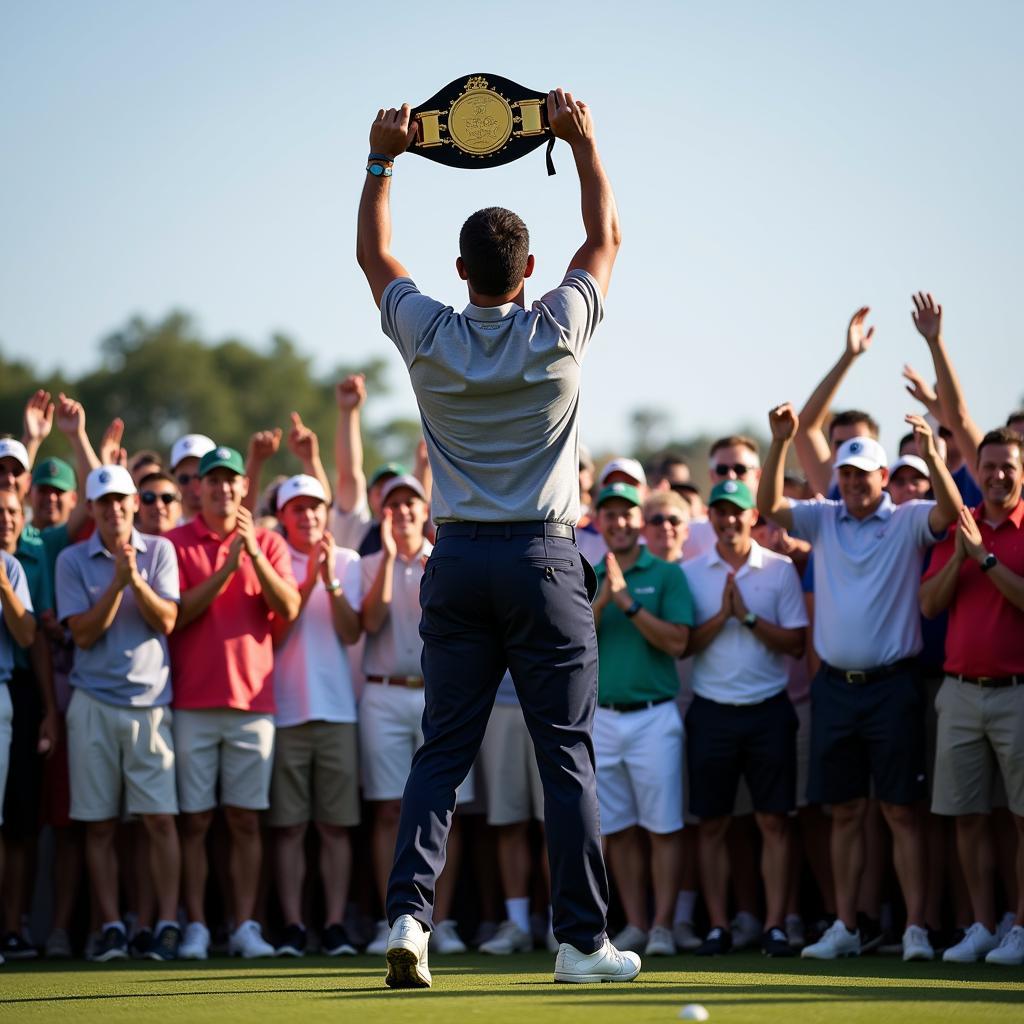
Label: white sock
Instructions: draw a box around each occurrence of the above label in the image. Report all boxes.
[674,890,697,925]
[102,920,126,934]
[505,897,531,934]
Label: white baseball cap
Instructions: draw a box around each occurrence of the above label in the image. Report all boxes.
[598,456,647,487]
[834,437,888,473]
[276,474,327,511]
[380,474,427,504]
[0,438,30,471]
[889,455,930,479]
[86,465,137,501]
[170,434,216,470]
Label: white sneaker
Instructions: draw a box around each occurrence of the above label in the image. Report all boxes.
[801,919,860,959]
[229,920,275,959]
[672,921,702,951]
[554,938,641,983]
[178,921,210,961]
[610,924,648,953]
[645,926,676,956]
[479,920,532,955]
[943,922,998,963]
[365,920,390,956]
[385,915,431,988]
[986,925,1024,966]
[430,919,466,954]
[902,924,934,961]
[730,911,762,951]
[996,910,1016,942]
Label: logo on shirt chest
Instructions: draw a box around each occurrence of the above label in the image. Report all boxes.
[633,586,656,595]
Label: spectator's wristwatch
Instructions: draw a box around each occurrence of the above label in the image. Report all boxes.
[742,612,758,629]
[980,553,998,573]
[326,578,342,593]
[624,600,642,618]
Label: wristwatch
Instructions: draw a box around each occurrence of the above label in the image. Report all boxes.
[249,547,262,561]
[980,553,998,573]
[742,612,758,629]
[624,600,642,618]
[326,578,342,593]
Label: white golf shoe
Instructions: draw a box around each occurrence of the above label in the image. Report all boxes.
[554,938,641,983]
[943,922,997,963]
[385,915,431,989]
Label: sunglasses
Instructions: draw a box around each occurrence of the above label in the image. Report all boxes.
[648,514,683,527]
[713,463,754,477]
[141,491,179,506]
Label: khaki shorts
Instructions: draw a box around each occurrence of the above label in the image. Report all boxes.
[0,685,12,827]
[932,676,1024,816]
[480,703,543,826]
[173,708,275,812]
[269,721,360,828]
[66,689,177,821]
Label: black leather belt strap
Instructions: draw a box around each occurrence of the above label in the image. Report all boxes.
[953,673,1021,688]
[823,657,918,685]
[598,696,674,713]
[436,521,575,541]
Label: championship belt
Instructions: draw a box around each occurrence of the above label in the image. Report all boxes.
[410,75,556,174]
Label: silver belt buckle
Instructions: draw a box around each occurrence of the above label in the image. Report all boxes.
[845,670,867,685]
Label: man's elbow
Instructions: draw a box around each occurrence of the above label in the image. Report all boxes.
[668,628,689,659]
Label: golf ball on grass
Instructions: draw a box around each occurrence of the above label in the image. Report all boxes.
[678,1006,709,1021]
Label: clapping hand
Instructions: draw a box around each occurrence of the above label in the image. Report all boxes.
[957,506,986,563]
[380,507,397,559]
[23,390,54,445]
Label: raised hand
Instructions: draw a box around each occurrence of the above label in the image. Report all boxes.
[769,402,799,441]
[23,389,54,444]
[911,291,943,344]
[902,364,942,419]
[380,507,397,559]
[247,428,282,465]
[604,552,629,607]
[546,88,595,147]
[287,412,318,463]
[846,307,875,357]
[369,104,418,159]
[335,374,367,411]
[99,418,126,466]
[957,506,986,562]
[225,534,245,573]
[905,413,939,462]
[55,393,86,437]
[720,574,735,617]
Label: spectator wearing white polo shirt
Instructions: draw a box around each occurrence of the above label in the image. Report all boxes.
[759,404,961,962]
[269,475,363,958]
[359,474,471,957]
[55,466,181,963]
[169,434,216,523]
[682,480,807,958]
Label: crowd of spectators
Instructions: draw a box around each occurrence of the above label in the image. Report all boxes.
[0,291,1021,968]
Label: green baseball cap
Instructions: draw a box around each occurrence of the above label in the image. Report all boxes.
[708,479,756,510]
[595,482,642,509]
[198,445,246,478]
[368,462,408,489]
[31,457,76,492]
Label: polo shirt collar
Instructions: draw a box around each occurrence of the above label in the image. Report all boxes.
[974,497,1024,530]
[190,514,232,543]
[839,491,894,523]
[707,539,764,571]
[630,547,655,573]
[462,301,517,321]
[14,533,43,562]
[87,527,148,558]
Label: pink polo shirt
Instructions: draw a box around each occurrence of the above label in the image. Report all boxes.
[167,516,296,712]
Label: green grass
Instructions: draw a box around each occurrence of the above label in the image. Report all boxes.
[2,953,1022,1023]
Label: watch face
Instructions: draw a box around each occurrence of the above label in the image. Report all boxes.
[369,163,384,176]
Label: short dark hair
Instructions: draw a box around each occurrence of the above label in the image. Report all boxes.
[138,471,179,492]
[898,431,916,455]
[977,427,1023,461]
[646,452,689,481]
[130,449,162,473]
[1006,410,1024,427]
[709,435,760,458]
[459,207,529,296]
[828,409,879,440]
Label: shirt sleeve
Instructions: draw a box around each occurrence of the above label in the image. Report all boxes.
[922,530,956,581]
[903,500,942,546]
[338,550,362,608]
[5,554,33,615]
[533,270,604,362]
[380,278,449,367]
[774,560,810,629]
[661,563,696,627]
[787,499,829,543]
[329,501,372,552]
[260,530,297,588]
[150,538,181,602]
[55,548,89,622]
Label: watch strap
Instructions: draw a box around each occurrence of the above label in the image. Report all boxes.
[624,599,642,618]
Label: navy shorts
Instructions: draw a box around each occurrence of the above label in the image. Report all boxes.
[685,691,797,819]
[807,664,926,806]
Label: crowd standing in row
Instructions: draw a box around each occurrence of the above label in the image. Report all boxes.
[0,291,1021,968]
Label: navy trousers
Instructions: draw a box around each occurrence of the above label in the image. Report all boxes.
[385,526,610,954]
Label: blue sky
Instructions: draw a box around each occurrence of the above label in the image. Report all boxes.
[2,0,1021,457]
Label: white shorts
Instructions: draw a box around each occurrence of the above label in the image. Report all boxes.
[0,685,12,828]
[480,703,543,826]
[594,700,684,835]
[173,708,275,812]
[358,682,474,803]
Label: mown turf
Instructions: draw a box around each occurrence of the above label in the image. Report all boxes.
[1,953,1022,1023]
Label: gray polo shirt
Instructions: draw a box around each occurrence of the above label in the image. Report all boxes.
[360,540,432,678]
[55,529,180,707]
[788,494,939,669]
[1,551,33,686]
[380,270,603,524]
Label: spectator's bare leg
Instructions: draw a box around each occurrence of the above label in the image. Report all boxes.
[180,810,213,923]
[728,815,760,921]
[52,825,84,931]
[955,813,995,929]
[856,799,885,920]
[224,806,261,924]
[649,830,681,929]
[85,819,120,923]
[697,816,731,929]
[924,812,948,929]
[497,822,531,899]
[274,824,306,926]
[880,800,926,925]
[607,826,649,929]
[315,823,352,926]
[756,812,790,929]
[143,813,181,924]
[831,799,867,928]
[993,807,1019,915]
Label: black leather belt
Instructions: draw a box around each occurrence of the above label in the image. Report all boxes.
[598,696,674,713]
[823,657,917,685]
[953,674,1021,689]
[436,521,575,540]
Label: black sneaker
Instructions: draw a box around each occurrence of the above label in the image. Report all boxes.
[1,932,38,960]
[91,926,129,962]
[321,922,357,956]
[762,927,796,958]
[129,928,153,959]
[276,923,307,957]
[695,926,733,956]
[857,913,883,954]
[146,925,181,961]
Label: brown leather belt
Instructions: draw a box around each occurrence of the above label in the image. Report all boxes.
[953,674,1021,688]
[366,675,424,689]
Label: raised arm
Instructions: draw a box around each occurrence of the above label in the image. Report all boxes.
[911,292,983,466]
[905,414,961,535]
[757,403,798,531]
[360,510,397,634]
[21,389,54,471]
[355,105,417,308]
[334,375,368,515]
[287,412,331,504]
[242,428,282,514]
[54,394,100,541]
[548,89,621,297]
[794,307,874,495]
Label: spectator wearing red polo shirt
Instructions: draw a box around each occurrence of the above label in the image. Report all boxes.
[167,446,300,961]
[921,427,1024,966]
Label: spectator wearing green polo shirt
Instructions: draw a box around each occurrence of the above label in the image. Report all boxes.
[592,482,694,958]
